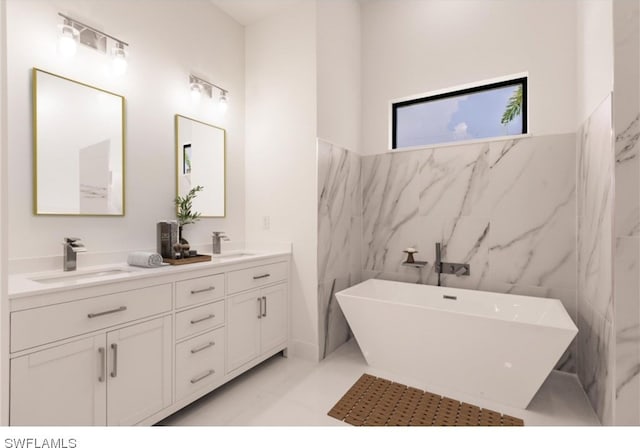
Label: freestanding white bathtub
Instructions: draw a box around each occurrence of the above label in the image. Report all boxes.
[336,279,577,409]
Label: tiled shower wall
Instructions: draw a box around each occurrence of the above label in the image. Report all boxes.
[317,139,361,359]
[613,0,640,426]
[360,134,578,371]
[317,134,579,364]
[576,96,615,426]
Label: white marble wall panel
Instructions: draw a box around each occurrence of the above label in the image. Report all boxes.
[317,139,361,359]
[578,298,614,426]
[577,95,614,426]
[361,133,578,372]
[488,135,577,292]
[613,0,640,426]
[614,0,639,239]
[615,236,640,425]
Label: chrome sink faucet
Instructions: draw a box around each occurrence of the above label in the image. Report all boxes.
[211,232,230,255]
[63,237,87,271]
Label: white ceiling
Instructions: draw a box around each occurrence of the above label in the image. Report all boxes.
[210,0,304,26]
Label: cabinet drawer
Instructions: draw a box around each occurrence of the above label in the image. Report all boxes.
[11,284,172,353]
[175,328,224,402]
[175,274,225,309]
[175,300,225,340]
[227,262,287,295]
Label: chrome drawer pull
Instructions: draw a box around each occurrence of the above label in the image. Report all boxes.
[252,273,270,280]
[191,286,216,295]
[98,347,106,383]
[190,341,216,354]
[88,306,127,318]
[262,296,267,317]
[110,343,118,378]
[190,369,215,384]
[190,314,216,325]
[257,297,262,319]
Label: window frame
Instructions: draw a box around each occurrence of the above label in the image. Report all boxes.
[390,75,528,151]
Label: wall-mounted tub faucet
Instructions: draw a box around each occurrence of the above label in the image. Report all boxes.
[63,237,87,271]
[434,242,470,286]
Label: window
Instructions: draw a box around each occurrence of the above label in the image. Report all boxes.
[391,76,527,150]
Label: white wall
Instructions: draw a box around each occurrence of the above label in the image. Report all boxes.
[317,0,361,153]
[576,0,614,124]
[245,2,319,360]
[6,0,245,263]
[361,0,578,155]
[0,0,9,425]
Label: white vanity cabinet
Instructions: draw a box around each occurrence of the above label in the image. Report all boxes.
[7,252,290,426]
[226,263,288,374]
[10,316,172,426]
[10,335,107,426]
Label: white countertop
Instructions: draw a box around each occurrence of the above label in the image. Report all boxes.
[8,249,291,299]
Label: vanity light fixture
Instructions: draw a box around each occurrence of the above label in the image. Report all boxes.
[189,74,229,113]
[218,90,228,114]
[57,18,79,57]
[57,13,129,75]
[111,42,128,76]
[190,79,203,101]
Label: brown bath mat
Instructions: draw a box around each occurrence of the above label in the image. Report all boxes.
[328,374,524,426]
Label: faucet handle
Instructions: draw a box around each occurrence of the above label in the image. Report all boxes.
[212,231,230,241]
[64,237,86,251]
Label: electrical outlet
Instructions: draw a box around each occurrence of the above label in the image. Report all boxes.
[262,216,270,230]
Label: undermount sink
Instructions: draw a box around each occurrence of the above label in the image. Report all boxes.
[30,268,133,284]
[212,252,256,260]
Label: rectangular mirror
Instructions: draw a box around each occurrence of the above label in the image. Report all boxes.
[175,115,226,217]
[33,68,125,215]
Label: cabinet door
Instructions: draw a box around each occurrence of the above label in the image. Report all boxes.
[226,290,261,373]
[260,284,288,354]
[10,335,106,426]
[106,316,172,426]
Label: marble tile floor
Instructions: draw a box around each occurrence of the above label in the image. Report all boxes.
[159,339,599,427]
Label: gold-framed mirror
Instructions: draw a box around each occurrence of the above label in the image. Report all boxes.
[175,115,226,217]
[33,68,125,216]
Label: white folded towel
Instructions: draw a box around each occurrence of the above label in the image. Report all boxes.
[127,251,164,268]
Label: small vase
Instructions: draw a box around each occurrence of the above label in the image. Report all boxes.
[178,225,189,245]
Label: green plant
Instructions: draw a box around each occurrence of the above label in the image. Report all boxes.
[501,85,523,126]
[175,185,204,227]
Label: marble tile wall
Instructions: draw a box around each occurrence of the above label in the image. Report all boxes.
[613,0,640,426]
[361,133,578,372]
[317,139,361,359]
[577,95,614,426]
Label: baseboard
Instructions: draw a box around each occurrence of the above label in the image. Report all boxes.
[288,339,320,362]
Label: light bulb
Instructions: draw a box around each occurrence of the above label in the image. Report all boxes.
[57,23,78,58]
[190,82,202,101]
[219,91,228,114]
[111,42,127,76]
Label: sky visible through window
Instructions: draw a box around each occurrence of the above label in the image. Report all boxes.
[395,84,523,148]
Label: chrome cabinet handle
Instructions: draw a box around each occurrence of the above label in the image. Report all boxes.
[190,341,216,354]
[88,306,127,318]
[190,314,215,325]
[262,296,267,317]
[190,369,215,384]
[257,297,262,319]
[191,286,216,295]
[110,343,118,378]
[252,273,270,280]
[98,347,105,383]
